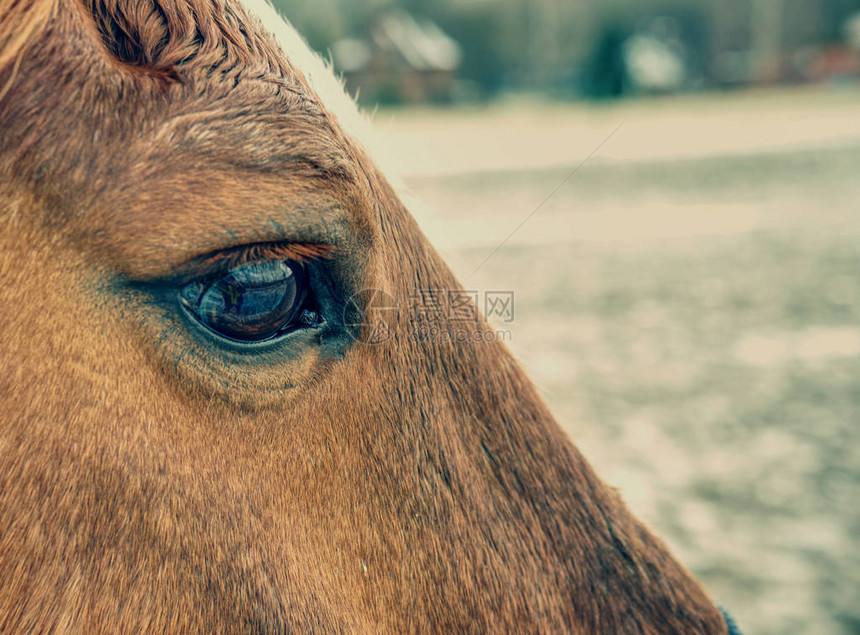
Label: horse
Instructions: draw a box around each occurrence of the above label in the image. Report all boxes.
[0,0,732,631]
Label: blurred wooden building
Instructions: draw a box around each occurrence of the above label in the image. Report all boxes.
[331,10,462,105]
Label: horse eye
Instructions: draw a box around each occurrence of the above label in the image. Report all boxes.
[179,259,310,343]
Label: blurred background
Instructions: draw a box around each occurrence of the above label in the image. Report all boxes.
[273,1,860,633]
[274,0,860,105]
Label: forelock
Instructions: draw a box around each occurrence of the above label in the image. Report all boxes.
[237,0,403,190]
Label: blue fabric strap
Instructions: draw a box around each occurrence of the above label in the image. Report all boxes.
[720,607,743,635]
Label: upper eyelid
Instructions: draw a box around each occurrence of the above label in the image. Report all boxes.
[95,172,355,283]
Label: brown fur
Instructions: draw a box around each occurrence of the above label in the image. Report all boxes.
[0,1,728,632]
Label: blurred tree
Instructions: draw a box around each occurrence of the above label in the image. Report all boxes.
[584,25,629,98]
[429,1,515,96]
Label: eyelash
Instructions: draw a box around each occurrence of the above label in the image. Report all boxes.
[186,242,337,280]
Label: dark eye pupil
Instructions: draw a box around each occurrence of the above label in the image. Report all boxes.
[180,260,305,342]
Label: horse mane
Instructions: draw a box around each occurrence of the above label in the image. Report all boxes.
[0,0,56,101]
